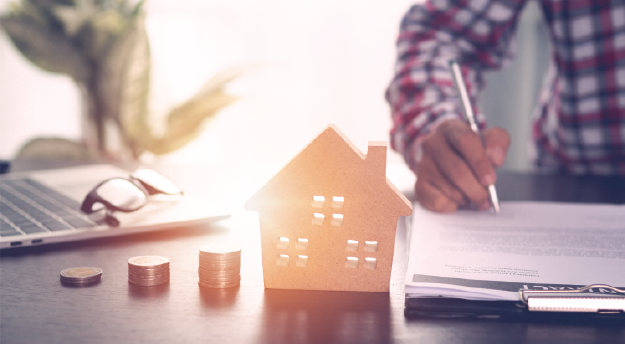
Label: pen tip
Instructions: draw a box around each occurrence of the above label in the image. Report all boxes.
[493,203,501,214]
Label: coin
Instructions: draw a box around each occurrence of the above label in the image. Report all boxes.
[199,255,241,267]
[128,271,170,280]
[128,256,170,268]
[199,264,240,273]
[199,273,241,282]
[198,254,241,262]
[198,268,240,278]
[198,279,240,289]
[128,274,169,281]
[128,263,169,273]
[199,244,241,259]
[128,279,169,287]
[128,256,170,287]
[197,243,241,289]
[199,277,241,285]
[60,267,103,285]
[129,278,169,287]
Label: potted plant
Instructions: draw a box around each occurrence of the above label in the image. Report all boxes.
[1,0,236,160]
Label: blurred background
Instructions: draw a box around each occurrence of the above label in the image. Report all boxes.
[0,0,549,173]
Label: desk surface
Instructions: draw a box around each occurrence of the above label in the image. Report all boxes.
[2,164,625,344]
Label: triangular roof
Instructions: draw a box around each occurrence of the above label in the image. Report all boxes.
[245,124,412,216]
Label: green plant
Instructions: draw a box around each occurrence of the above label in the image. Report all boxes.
[1,0,236,159]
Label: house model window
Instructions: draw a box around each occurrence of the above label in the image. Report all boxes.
[312,213,324,225]
[331,196,344,209]
[364,241,378,252]
[296,238,308,250]
[346,240,358,252]
[364,257,377,270]
[244,124,413,292]
[296,255,308,267]
[311,196,325,208]
[331,214,344,226]
[277,254,289,267]
[277,237,289,250]
[345,257,358,269]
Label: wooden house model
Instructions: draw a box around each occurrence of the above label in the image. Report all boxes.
[245,124,412,292]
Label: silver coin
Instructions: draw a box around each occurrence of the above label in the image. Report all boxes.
[128,274,169,280]
[199,262,241,271]
[198,268,240,278]
[128,271,170,280]
[199,278,240,285]
[199,244,241,259]
[198,269,240,279]
[198,263,240,271]
[128,256,170,268]
[128,265,170,274]
[129,278,170,286]
[199,275,241,283]
[198,279,240,289]
[198,258,240,266]
[199,254,241,263]
[61,276,102,285]
[198,252,240,258]
[199,260,240,270]
[60,267,103,284]
[129,281,168,287]
[198,254,241,262]
[128,278,169,286]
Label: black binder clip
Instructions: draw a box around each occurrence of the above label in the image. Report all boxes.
[520,284,625,314]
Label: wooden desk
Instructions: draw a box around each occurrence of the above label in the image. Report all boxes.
[2,164,625,343]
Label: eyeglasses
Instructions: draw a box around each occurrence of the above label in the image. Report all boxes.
[80,168,183,227]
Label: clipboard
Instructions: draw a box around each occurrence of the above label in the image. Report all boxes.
[520,284,625,313]
[404,284,625,322]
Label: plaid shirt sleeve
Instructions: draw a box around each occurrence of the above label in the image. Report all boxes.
[386,0,527,172]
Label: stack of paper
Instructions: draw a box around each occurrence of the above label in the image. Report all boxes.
[405,202,625,301]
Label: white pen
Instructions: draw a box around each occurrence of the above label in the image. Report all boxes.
[448,60,501,214]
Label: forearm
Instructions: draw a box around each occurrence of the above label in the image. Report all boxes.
[386,0,526,171]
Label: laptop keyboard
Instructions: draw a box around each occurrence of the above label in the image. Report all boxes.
[0,178,97,237]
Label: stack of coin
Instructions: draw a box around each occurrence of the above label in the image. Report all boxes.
[128,256,170,287]
[198,243,241,288]
[60,267,103,286]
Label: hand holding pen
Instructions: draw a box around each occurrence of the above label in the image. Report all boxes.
[412,61,510,213]
[448,60,501,213]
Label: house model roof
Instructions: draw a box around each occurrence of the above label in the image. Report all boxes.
[245,124,412,292]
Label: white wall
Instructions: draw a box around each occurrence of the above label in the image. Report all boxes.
[0,0,417,170]
[0,21,81,158]
[0,0,551,175]
[480,1,550,171]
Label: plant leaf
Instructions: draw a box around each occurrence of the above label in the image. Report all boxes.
[96,14,151,158]
[0,15,90,83]
[146,90,237,155]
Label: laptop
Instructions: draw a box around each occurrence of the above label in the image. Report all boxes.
[0,164,231,250]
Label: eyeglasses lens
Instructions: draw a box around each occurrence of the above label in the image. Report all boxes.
[96,179,147,211]
[131,168,181,195]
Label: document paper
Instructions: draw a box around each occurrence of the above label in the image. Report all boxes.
[405,201,625,301]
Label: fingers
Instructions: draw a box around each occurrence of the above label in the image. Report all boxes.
[417,153,468,207]
[439,120,496,186]
[415,179,458,212]
[422,120,490,205]
[483,127,510,167]
[415,118,504,212]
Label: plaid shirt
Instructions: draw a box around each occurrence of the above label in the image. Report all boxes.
[386,0,625,175]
